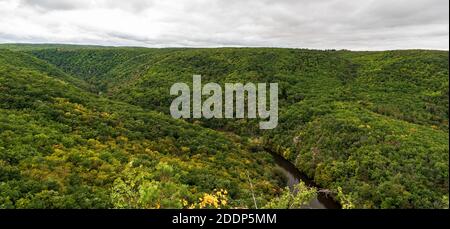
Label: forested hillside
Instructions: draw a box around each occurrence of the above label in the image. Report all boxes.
[0,44,448,208]
[0,48,285,208]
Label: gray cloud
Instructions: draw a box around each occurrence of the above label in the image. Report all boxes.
[19,0,88,11]
[0,0,448,50]
[18,0,155,12]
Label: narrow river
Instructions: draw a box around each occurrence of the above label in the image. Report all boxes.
[270,152,341,209]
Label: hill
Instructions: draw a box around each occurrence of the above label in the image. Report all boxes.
[0,44,448,208]
[0,48,283,208]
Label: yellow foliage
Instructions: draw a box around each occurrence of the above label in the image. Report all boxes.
[188,189,228,209]
[180,146,190,153]
[117,136,129,143]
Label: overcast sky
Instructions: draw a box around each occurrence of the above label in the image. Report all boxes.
[0,0,448,50]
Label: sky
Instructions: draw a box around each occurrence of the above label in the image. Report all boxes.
[0,0,448,50]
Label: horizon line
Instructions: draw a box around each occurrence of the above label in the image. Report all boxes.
[0,42,449,52]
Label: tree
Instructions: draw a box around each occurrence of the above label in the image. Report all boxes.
[263,182,316,209]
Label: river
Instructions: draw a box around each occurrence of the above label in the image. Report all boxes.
[270,152,341,209]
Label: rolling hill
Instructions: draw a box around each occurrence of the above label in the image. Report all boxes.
[0,44,448,208]
[0,48,283,208]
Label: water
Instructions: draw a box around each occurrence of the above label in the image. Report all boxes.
[270,152,341,209]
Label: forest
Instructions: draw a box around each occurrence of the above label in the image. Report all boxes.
[0,44,448,209]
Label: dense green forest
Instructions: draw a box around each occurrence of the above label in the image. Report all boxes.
[0,44,448,209]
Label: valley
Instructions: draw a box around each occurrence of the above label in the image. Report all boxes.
[0,44,448,209]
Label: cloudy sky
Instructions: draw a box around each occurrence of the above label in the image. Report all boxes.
[0,0,448,50]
